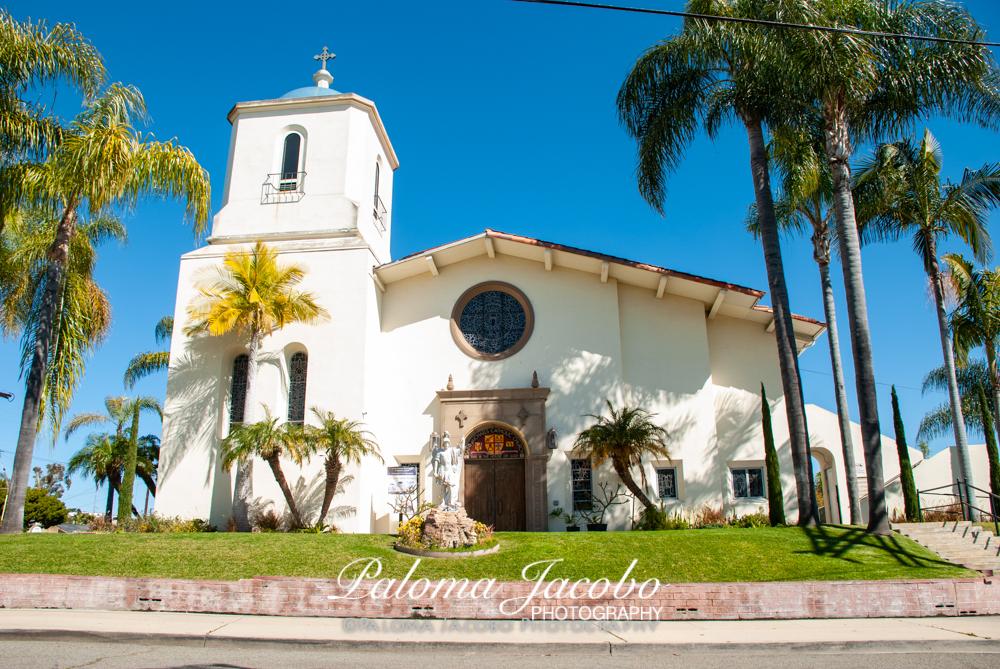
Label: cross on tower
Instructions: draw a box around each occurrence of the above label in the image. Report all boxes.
[313,46,336,70]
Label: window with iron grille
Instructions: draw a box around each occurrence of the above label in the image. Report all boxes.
[229,354,249,425]
[732,467,765,498]
[287,352,308,424]
[656,467,678,499]
[571,459,592,511]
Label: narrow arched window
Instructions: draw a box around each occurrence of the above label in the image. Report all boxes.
[287,352,308,424]
[229,355,249,425]
[279,133,302,191]
[374,161,380,205]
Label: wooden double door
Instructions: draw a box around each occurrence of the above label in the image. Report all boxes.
[464,458,526,531]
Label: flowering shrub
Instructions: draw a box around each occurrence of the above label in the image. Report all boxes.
[397,514,426,547]
[396,514,494,549]
[473,520,493,543]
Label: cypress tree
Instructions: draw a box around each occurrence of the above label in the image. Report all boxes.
[975,384,1000,509]
[890,386,920,521]
[761,384,785,526]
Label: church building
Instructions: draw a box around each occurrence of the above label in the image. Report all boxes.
[155,54,970,532]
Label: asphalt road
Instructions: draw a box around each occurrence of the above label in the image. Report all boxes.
[4,638,1000,669]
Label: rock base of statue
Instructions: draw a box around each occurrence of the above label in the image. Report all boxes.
[421,507,479,549]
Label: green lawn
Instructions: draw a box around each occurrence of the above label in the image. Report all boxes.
[0,526,975,582]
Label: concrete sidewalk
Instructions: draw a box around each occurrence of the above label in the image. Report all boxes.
[1,609,998,649]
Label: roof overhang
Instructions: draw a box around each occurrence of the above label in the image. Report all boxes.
[374,229,825,352]
[226,92,399,169]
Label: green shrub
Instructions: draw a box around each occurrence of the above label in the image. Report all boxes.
[634,505,691,530]
[250,509,282,532]
[24,488,68,528]
[634,505,667,530]
[97,515,215,533]
[729,511,770,528]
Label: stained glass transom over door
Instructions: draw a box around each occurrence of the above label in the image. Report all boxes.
[465,426,525,459]
[458,290,527,355]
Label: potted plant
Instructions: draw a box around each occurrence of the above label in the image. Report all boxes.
[549,506,580,532]
[581,482,629,531]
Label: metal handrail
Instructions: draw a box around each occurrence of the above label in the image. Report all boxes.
[917,478,999,535]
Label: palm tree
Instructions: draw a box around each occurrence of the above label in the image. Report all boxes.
[918,360,993,443]
[856,129,1000,516]
[185,241,328,530]
[67,433,122,519]
[0,208,123,440]
[221,409,309,529]
[782,0,999,533]
[0,10,105,230]
[124,316,173,388]
[573,401,671,510]
[304,408,383,528]
[748,126,862,524]
[0,83,209,534]
[945,254,1000,436]
[617,0,818,524]
[67,432,159,519]
[64,395,162,524]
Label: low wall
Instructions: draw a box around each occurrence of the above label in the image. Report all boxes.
[1,574,998,620]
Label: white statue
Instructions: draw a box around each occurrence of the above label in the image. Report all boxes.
[433,431,464,511]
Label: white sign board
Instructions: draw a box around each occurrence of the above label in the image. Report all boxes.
[387,465,418,495]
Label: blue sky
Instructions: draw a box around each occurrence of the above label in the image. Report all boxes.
[3,1,1000,514]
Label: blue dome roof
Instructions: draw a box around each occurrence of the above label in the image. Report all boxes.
[280,86,342,100]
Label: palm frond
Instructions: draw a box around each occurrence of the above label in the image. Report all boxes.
[123,351,170,388]
[154,316,173,343]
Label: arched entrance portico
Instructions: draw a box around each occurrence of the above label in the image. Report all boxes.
[463,423,526,531]
[812,447,841,524]
[436,383,551,531]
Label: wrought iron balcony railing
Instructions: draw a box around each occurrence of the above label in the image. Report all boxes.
[262,171,306,204]
[373,194,388,232]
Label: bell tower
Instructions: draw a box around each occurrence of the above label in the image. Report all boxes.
[209,47,399,264]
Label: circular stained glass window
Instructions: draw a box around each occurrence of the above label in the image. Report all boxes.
[451,282,534,360]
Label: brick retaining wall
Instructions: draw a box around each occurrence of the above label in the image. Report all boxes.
[2,573,998,620]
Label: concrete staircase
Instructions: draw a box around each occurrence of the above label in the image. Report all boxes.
[893,521,1000,574]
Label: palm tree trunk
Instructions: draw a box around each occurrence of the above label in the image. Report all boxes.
[319,453,342,527]
[104,480,115,520]
[139,472,156,497]
[928,252,975,518]
[744,116,817,526]
[816,251,862,525]
[823,108,890,534]
[612,459,655,510]
[0,202,78,534]
[231,331,262,532]
[265,454,303,529]
[117,406,140,525]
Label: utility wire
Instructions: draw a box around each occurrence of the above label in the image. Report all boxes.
[512,0,1000,48]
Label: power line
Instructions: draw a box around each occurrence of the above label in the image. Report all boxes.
[512,0,1000,48]
[799,367,922,393]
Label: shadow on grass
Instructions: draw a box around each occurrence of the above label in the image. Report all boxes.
[797,524,957,569]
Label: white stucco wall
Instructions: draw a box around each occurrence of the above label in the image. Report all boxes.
[158,242,825,531]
